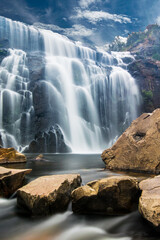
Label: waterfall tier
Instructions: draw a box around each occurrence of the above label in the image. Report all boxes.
[0,16,141,153]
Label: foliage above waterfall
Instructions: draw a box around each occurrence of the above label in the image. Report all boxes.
[118,24,160,114]
[109,24,160,61]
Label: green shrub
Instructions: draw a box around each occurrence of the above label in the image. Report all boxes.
[152,53,160,61]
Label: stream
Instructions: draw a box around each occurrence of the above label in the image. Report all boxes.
[0,154,159,240]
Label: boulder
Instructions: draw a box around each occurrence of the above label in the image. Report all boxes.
[72,176,139,215]
[0,167,32,198]
[102,109,160,173]
[35,154,44,160]
[0,148,26,164]
[139,175,160,227]
[17,174,82,216]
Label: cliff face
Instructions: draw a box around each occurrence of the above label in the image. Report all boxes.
[128,59,160,112]
[110,24,160,113]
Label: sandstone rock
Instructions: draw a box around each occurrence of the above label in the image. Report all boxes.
[17,174,82,216]
[139,175,160,227]
[102,109,160,173]
[0,148,26,164]
[35,154,44,160]
[72,176,139,215]
[0,166,32,198]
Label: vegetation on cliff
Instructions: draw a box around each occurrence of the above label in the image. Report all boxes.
[109,24,160,60]
[110,24,160,113]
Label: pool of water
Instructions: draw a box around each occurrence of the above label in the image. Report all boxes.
[0,154,159,240]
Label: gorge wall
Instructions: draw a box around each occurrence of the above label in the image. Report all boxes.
[110,24,160,113]
[0,16,141,153]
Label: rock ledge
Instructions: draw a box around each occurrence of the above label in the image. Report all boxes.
[0,148,26,164]
[0,166,31,198]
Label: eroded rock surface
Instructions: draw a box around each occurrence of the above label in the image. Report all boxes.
[17,174,82,216]
[0,167,31,198]
[26,125,71,153]
[139,175,160,227]
[72,176,139,215]
[0,148,26,164]
[102,109,160,173]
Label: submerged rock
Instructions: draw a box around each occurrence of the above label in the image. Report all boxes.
[0,167,31,198]
[0,148,26,164]
[139,175,160,228]
[102,109,160,173]
[35,154,44,160]
[72,176,139,215]
[17,174,82,216]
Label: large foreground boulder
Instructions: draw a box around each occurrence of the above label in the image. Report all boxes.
[102,109,160,173]
[139,176,160,228]
[0,167,32,198]
[0,148,26,164]
[17,174,82,216]
[72,176,139,215]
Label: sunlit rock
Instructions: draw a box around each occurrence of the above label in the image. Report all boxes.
[35,154,44,160]
[0,148,26,164]
[17,174,82,216]
[139,175,160,227]
[0,166,32,198]
[72,176,139,215]
[102,109,160,173]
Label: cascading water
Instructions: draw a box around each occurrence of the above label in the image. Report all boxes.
[0,48,34,150]
[0,16,141,153]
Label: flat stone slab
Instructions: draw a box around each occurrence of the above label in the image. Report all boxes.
[17,174,82,216]
[0,167,11,177]
[0,148,26,164]
[139,175,160,227]
[0,167,32,198]
[72,175,140,215]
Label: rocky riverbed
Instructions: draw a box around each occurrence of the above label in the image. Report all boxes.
[0,153,160,240]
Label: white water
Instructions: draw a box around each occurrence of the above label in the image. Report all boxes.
[0,16,141,153]
[0,47,33,149]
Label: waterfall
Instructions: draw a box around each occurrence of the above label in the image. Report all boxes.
[0,47,34,150]
[0,16,141,153]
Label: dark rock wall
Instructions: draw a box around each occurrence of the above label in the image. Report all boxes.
[128,58,160,113]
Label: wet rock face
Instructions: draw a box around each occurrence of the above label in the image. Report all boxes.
[17,174,82,216]
[72,176,140,215]
[20,52,71,153]
[27,53,45,85]
[0,49,8,63]
[102,109,160,173]
[0,148,26,164]
[128,59,160,112]
[26,125,71,153]
[139,175,160,228]
[0,167,31,198]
